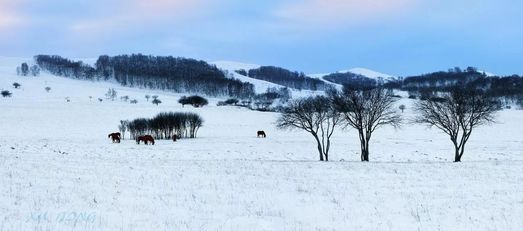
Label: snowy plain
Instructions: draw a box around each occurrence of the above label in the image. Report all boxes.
[1,57,523,230]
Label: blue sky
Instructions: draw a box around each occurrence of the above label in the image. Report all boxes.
[1,0,522,76]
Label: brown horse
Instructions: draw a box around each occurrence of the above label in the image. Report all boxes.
[108,132,121,143]
[172,134,177,142]
[257,131,266,138]
[136,135,155,145]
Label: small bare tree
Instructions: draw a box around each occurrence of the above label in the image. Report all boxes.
[13,82,21,89]
[152,98,162,106]
[119,120,129,140]
[399,104,406,113]
[415,88,499,162]
[45,86,51,92]
[145,95,151,101]
[331,87,401,161]
[277,96,340,161]
[105,88,117,101]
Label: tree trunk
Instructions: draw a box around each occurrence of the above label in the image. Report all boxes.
[360,134,370,162]
[313,134,324,161]
[453,144,461,162]
[454,149,461,162]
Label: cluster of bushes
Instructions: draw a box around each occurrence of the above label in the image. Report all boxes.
[217,98,239,106]
[216,87,292,111]
[178,95,208,107]
[123,112,204,140]
[16,62,40,77]
[1,90,12,97]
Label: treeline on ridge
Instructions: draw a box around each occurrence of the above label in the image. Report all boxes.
[34,54,255,98]
[322,72,378,89]
[245,66,327,91]
[388,67,523,99]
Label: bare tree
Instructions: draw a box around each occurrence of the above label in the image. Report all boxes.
[105,88,117,101]
[152,98,162,106]
[119,120,129,140]
[13,82,21,89]
[45,86,51,92]
[331,87,401,161]
[415,88,499,162]
[145,95,151,101]
[277,96,340,161]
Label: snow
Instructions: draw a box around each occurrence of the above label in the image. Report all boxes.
[211,60,324,97]
[345,67,395,80]
[1,57,523,230]
[210,61,260,72]
[310,67,396,85]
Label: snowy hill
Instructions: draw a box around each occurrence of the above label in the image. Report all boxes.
[211,60,283,93]
[310,67,395,84]
[345,67,395,80]
[211,60,324,97]
[2,57,523,230]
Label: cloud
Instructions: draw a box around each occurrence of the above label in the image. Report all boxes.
[0,0,25,32]
[70,0,209,33]
[274,0,418,29]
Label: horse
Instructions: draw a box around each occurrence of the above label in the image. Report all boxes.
[172,134,177,142]
[257,130,266,138]
[108,132,121,143]
[136,135,155,145]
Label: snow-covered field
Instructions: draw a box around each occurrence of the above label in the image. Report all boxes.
[1,57,523,230]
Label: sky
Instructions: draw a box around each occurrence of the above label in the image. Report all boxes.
[1,0,522,76]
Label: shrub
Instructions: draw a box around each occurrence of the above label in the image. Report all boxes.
[126,112,204,139]
[179,95,208,107]
[1,90,12,97]
[217,98,239,106]
[152,98,162,106]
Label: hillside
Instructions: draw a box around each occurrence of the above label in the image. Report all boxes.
[1,57,523,230]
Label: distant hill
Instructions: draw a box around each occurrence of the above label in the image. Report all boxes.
[322,72,377,89]
[246,66,328,91]
[34,54,256,98]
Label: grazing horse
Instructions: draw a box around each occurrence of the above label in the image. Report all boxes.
[172,134,177,142]
[257,130,266,138]
[108,132,121,143]
[136,135,155,145]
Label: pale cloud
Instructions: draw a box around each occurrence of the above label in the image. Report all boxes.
[71,0,209,33]
[274,0,418,28]
[0,0,25,32]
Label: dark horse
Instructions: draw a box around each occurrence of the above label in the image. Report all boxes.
[257,131,266,138]
[108,132,121,143]
[172,134,177,142]
[136,135,155,145]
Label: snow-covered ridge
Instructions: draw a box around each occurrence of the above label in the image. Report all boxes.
[344,67,394,79]
[210,61,260,72]
[310,67,395,81]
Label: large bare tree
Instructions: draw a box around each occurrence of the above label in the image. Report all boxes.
[277,96,340,161]
[330,87,401,161]
[415,88,499,162]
